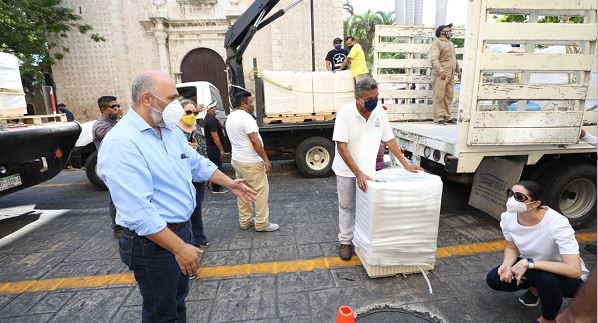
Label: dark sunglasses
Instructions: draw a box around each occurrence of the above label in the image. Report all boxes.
[185,110,199,116]
[507,189,529,202]
[109,104,121,109]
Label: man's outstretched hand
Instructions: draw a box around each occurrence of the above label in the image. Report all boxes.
[228,179,257,203]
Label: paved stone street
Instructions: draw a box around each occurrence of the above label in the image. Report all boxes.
[0,166,595,322]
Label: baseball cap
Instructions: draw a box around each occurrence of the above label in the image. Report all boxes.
[435,23,453,37]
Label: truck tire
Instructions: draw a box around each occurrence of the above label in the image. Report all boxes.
[541,163,596,229]
[85,150,107,190]
[295,136,335,178]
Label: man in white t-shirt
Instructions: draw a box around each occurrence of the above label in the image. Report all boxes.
[332,77,421,260]
[225,91,279,232]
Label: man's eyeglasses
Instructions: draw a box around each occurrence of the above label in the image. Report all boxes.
[507,189,529,202]
[185,110,199,116]
[109,104,121,109]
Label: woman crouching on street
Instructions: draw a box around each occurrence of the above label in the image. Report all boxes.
[486,181,589,323]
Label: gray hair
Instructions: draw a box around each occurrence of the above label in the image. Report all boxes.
[355,77,378,97]
[180,99,196,108]
[131,74,156,105]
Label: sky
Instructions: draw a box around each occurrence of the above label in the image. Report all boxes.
[349,0,469,26]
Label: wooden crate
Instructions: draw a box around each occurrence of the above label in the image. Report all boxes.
[355,247,434,279]
[262,112,335,124]
[0,113,67,125]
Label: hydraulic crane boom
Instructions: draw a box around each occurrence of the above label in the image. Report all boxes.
[224,0,303,101]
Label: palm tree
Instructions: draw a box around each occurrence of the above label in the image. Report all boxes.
[343,8,395,70]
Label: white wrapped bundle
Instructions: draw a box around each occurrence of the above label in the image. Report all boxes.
[333,70,355,111]
[353,167,443,267]
[313,71,334,113]
[263,71,295,115]
[0,52,27,116]
[292,72,314,114]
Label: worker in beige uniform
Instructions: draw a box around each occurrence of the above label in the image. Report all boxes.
[430,23,461,125]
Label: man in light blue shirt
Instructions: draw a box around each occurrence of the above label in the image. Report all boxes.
[98,70,256,322]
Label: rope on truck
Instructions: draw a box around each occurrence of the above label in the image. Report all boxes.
[250,67,355,94]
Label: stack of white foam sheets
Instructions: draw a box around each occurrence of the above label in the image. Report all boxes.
[313,71,334,113]
[0,52,27,117]
[292,72,315,115]
[353,167,443,278]
[262,71,295,115]
[332,70,355,111]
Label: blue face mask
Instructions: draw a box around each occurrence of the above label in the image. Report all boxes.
[334,44,342,50]
[363,98,378,112]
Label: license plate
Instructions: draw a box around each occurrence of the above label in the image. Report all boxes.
[0,174,22,192]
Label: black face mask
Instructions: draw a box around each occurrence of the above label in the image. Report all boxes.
[108,112,118,121]
[347,44,353,50]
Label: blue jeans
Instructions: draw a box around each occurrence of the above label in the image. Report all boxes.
[206,146,223,192]
[119,225,192,323]
[191,182,208,245]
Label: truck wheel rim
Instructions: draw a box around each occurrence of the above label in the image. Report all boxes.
[305,146,330,171]
[559,178,595,219]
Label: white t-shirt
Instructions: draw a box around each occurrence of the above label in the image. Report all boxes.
[225,110,263,162]
[500,207,589,280]
[331,102,394,178]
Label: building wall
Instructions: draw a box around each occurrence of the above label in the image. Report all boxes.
[50,0,343,121]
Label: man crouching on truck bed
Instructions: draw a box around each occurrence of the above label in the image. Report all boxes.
[332,77,422,261]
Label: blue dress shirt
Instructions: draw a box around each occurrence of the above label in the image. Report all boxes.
[97,108,217,236]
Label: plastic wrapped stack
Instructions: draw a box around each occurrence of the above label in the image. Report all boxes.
[0,52,27,117]
[262,70,354,116]
[263,71,295,115]
[353,167,443,278]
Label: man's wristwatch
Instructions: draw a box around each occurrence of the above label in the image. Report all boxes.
[526,258,535,269]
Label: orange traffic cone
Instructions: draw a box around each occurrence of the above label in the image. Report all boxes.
[336,305,355,323]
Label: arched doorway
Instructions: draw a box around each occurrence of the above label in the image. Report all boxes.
[181,48,229,112]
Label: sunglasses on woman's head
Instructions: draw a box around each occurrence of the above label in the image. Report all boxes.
[184,110,199,115]
[507,189,529,202]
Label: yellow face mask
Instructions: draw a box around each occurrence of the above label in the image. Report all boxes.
[181,114,196,126]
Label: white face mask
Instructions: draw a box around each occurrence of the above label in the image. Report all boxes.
[150,95,184,128]
[506,196,530,213]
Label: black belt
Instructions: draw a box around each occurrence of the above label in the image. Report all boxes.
[166,222,188,231]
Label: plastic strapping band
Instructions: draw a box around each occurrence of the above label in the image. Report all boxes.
[418,265,433,295]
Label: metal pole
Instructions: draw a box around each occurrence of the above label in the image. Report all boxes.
[310,0,315,71]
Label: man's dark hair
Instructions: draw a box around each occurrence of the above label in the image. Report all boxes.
[232,90,252,108]
[57,103,66,108]
[98,96,117,109]
[344,36,354,42]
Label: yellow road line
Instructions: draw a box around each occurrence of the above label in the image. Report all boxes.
[34,182,87,188]
[0,233,594,295]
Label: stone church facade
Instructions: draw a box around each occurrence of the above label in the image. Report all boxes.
[51,0,343,121]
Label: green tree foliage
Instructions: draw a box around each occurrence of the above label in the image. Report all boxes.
[0,0,104,93]
[343,1,395,71]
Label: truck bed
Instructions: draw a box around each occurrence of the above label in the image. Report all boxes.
[390,121,458,156]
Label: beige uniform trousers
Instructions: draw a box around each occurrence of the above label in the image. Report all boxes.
[231,160,270,229]
[432,74,455,122]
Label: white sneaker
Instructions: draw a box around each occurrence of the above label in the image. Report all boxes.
[256,223,280,232]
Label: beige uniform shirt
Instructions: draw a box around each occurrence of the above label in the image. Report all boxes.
[429,38,458,75]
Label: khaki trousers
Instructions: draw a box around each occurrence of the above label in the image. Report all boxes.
[231,160,270,229]
[432,74,455,122]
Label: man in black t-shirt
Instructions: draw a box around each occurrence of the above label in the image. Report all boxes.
[203,101,228,194]
[325,37,349,71]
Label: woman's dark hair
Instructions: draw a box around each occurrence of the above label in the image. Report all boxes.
[515,180,544,203]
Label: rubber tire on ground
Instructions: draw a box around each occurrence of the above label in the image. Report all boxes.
[85,150,107,190]
[295,136,335,178]
[540,163,596,229]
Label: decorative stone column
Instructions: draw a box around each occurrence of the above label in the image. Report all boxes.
[155,31,170,74]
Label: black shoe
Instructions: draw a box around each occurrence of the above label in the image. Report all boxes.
[436,120,446,125]
[339,244,353,261]
[519,290,539,307]
[446,119,456,124]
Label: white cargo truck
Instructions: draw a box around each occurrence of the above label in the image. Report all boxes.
[374,1,597,228]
